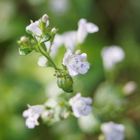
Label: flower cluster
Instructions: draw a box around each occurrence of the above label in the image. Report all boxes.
[23,105,44,129]
[18,14,98,92]
[18,14,96,129]
[23,93,92,128]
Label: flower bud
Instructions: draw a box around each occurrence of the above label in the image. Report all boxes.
[20,36,28,43]
[57,74,73,93]
[41,14,49,23]
[51,28,57,34]
[17,36,32,55]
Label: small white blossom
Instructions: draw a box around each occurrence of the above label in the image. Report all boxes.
[123,81,137,95]
[26,17,49,36]
[20,36,28,43]
[26,20,42,36]
[41,110,54,121]
[101,122,125,140]
[51,27,57,34]
[37,55,48,67]
[77,18,99,44]
[63,50,90,76]
[41,14,49,25]
[49,0,70,15]
[78,114,100,133]
[101,46,125,70]
[69,93,92,117]
[45,98,58,108]
[23,105,44,129]
[49,19,98,51]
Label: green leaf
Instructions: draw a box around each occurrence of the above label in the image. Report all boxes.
[18,47,32,55]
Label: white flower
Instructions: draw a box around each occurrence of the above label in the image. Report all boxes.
[41,14,49,25]
[101,46,125,70]
[26,16,49,36]
[78,114,100,133]
[37,55,48,67]
[69,93,92,117]
[49,0,70,15]
[63,50,90,76]
[51,27,57,34]
[77,18,99,44]
[41,110,54,121]
[101,122,125,140]
[45,98,58,108]
[123,81,137,95]
[26,20,42,36]
[23,105,44,129]
[50,19,98,51]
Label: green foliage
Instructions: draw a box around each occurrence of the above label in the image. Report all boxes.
[0,0,140,140]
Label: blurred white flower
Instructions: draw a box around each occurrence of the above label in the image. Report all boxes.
[78,114,100,133]
[123,81,137,95]
[23,105,44,129]
[45,81,62,98]
[101,122,125,140]
[77,18,99,44]
[51,27,57,33]
[101,46,125,70]
[69,93,92,117]
[41,14,49,25]
[49,0,70,15]
[37,55,48,67]
[48,19,98,51]
[45,98,58,108]
[26,20,42,36]
[26,14,49,36]
[63,50,90,76]
[41,110,54,121]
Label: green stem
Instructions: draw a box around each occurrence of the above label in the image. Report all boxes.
[38,43,58,70]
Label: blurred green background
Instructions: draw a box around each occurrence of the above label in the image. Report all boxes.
[0,0,140,140]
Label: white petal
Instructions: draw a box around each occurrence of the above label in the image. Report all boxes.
[86,23,99,33]
[68,67,78,76]
[26,20,42,36]
[25,118,38,129]
[23,110,30,118]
